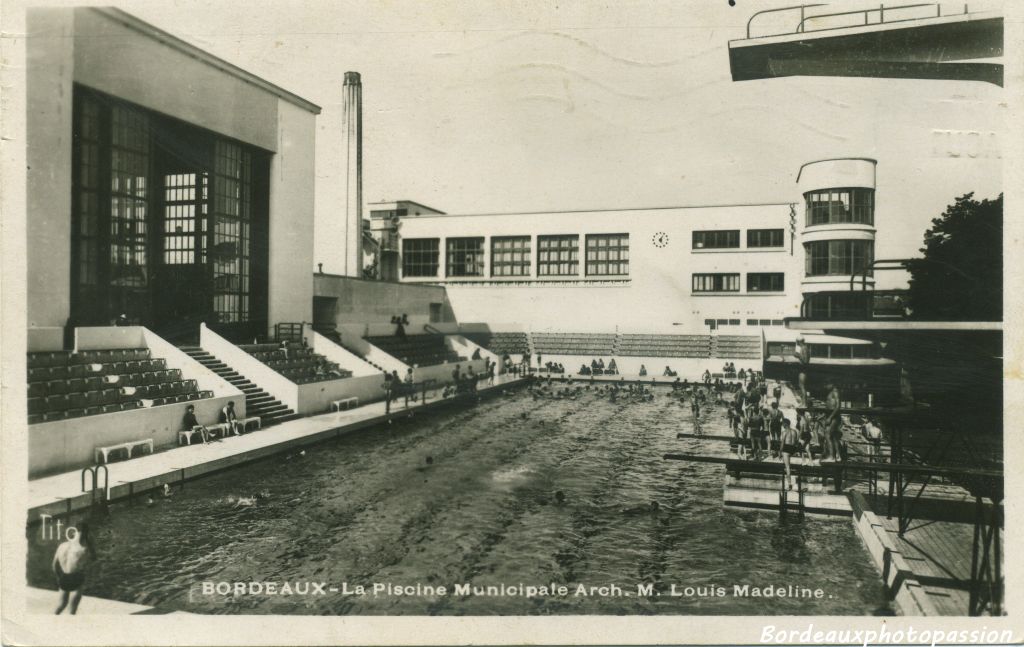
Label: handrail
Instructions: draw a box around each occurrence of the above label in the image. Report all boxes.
[746,4,826,39]
[745,2,967,40]
[796,3,951,34]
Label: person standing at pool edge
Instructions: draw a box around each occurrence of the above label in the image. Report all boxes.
[824,382,843,461]
[53,523,94,614]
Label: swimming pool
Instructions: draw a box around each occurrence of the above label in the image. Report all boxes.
[27,385,892,615]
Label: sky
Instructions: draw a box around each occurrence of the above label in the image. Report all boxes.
[117,0,1006,284]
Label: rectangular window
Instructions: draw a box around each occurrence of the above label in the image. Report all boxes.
[747,272,785,292]
[585,233,629,276]
[729,319,740,326]
[491,236,531,277]
[692,273,740,292]
[692,230,740,249]
[446,237,485,277]
[746,319,758,325]
[162,172,204,265]
[805,189,874,226]
[107,104,151,319]
[537,235,579,276]
[804,240,874,277]
[747,229,785,248]
[74,94,102,289]
[402,238,440,277]
[211,140,252,324]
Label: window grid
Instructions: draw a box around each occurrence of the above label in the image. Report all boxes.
[692,273,740,292]
[211,140,252,323]
[491,236,531,277]
[747,229,785,248]
[747,272,785,292]
[805,240,874,277]
[76,96,102,287]
[805,189,874,226]
[402,238,440,277]
[585,234,629,276]
[537,235,579,276]
[446,237,485,277]
[108,105,150,322]
[692,230,740,249]
[162,173,202,265]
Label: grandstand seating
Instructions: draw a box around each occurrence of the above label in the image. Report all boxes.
[713,335,762,360]
[531,333,616,356]
[26,349,212,425]
[461,332,530,357]
[237,342,353,384]
[617,334,712,358]
[365,335,463,367]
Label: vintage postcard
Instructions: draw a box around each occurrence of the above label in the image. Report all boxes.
[1,0,1021,644]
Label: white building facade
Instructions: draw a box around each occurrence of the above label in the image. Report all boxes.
[386,202,803,332]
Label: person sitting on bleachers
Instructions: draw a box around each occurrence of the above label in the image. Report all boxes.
[703,369,712,384]
[663,366,673,377]
[608,359,618,375]
[219,401,240,435]
[639,364,647,377]
[579,364,590,376]
[597,359,605,370]
[738,368,746,380]
[183,404,210,444]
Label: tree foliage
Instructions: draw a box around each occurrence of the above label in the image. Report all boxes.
[906,193,1002,321]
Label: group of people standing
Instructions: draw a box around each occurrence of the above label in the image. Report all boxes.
[724,375,846,490]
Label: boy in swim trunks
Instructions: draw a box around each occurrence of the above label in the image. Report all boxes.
[53,522,93,614]
[824,383,843,461]
[747,408,767,461]
[768,402,784,458]
[780,418,801,490]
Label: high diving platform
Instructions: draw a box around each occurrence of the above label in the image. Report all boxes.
[729,3,1003,86]
[667,403,1004,615]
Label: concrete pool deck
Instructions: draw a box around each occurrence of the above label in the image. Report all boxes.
[25,586,190,615]
[27,374,527,523]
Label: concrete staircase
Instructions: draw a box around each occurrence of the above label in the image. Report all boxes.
[179,346,302,427]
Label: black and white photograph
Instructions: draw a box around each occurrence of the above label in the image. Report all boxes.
[0,0,1019,644]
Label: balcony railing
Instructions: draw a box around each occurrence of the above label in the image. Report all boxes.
[746,3,970,40]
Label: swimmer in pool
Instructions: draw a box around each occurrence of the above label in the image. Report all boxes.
[53,523,94,614]
[554,491,566,505]
[621,501,661,515]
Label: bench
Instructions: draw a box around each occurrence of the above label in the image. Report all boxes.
[239,416,262,431]
[330,397,359,412]
[207,422,233,438]
[177,426,207,446]
[95,438,153,464]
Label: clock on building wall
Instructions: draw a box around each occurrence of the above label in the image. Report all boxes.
[652,232,669,248]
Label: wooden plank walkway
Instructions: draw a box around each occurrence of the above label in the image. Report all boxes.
[859,487,1000,616]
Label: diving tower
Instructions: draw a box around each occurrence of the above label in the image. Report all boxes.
[729,4,1003,86]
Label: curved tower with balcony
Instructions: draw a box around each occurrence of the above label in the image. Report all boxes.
[797,158,877,319]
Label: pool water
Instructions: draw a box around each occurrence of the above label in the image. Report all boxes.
[28,385,892,615]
